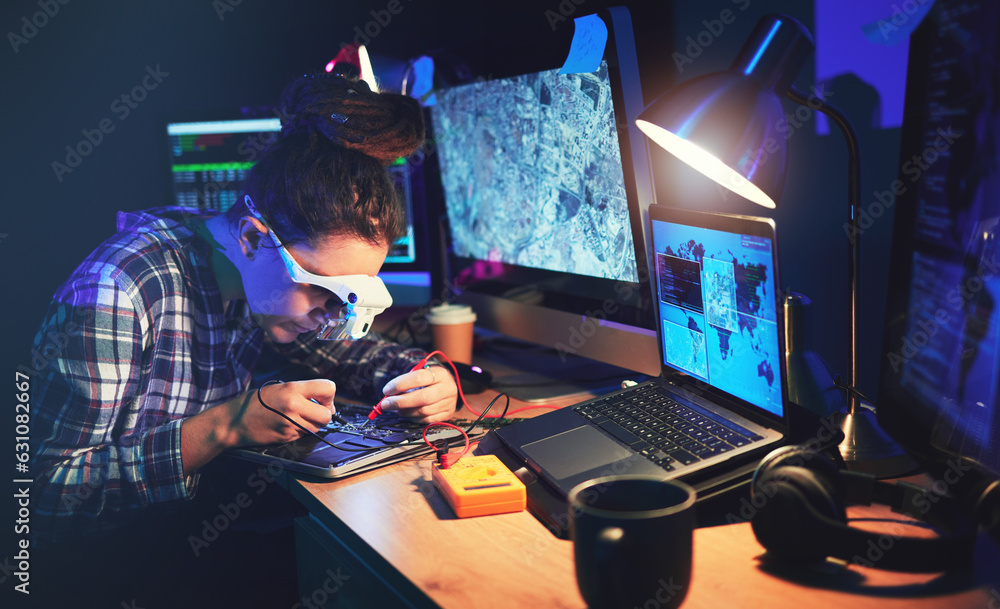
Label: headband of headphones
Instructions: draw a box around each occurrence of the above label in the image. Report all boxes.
[751,446,977,572]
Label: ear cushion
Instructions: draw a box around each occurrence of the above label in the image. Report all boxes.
[751,465,848,563]
[753,445,845,501]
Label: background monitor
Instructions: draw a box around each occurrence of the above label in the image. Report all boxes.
[878,0,1000,491]
[425,8,661,396]
[164,116,432,305]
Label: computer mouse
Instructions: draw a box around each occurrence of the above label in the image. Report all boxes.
[449,362,494,395]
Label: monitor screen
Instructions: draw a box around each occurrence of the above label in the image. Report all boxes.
[650,213,783,418]
[879,0,1000,478]
[167,118,281,213]
[165,116,431,304]
[436,62,638,284]
[427,8,660,379]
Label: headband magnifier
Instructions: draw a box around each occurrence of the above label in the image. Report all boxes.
[243,195,392,340]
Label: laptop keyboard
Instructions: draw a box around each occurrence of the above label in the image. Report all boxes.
[574,384,765,471]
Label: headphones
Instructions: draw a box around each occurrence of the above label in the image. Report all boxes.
[749,445,977,572]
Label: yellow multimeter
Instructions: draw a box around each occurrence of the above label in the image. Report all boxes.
[432,454,526,518]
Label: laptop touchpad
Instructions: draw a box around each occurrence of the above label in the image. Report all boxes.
[522,426,633,481]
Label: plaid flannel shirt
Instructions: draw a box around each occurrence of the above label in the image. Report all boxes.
[30,207,427,540]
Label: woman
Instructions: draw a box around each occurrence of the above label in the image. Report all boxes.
[31,74,457,605]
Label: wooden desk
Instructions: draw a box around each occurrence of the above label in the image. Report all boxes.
[283,388,1000,609]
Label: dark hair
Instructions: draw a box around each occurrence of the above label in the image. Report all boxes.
[226,74,425,249]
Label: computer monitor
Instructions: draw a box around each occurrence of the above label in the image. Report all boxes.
[427,7,661,392]
[878,0,1000,525]
[166,117,281,213]
[164,116,432,305]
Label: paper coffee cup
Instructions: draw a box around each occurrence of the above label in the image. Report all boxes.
[426,304,477,364]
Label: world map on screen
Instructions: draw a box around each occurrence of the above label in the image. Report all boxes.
[653,223,783,416]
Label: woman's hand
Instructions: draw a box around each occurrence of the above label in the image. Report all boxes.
[229,379,338,446]
[379,365,458,423]
[180,379,337,475]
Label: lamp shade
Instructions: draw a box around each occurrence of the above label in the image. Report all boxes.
[636,14,815,209]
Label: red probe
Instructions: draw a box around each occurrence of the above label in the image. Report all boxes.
[367,350,460,421]
[367,350,561,422]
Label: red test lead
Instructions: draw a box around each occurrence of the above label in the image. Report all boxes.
[366,349,561,424]
[366,352,436,422]
[367,399,386,421]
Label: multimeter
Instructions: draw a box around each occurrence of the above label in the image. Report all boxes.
[432,454,527,518]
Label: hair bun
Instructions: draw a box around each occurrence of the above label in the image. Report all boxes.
[278,74,425,165]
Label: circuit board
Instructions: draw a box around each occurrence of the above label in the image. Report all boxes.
[325,402,437,444]
[229,403,524,478]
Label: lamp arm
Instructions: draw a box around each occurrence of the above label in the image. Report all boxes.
[785,85,863,414]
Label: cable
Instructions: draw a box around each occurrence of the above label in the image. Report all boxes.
[420,350,560,418]
[256,381,383,453]
[421,422,470,468]
[463,393,510,434]
[475,402,560,417]
[366,350,561,421]
[366,350,460,420]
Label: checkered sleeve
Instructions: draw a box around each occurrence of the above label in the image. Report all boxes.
[31,264,195,539]
[260,332,429,402]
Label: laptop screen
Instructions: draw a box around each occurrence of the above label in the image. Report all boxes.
[650,211,784,417]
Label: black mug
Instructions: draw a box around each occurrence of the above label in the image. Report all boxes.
[568,476,695,609]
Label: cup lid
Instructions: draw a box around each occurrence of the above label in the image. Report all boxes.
[426,304,477,324]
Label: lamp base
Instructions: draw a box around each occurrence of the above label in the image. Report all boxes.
[833,406,917,478]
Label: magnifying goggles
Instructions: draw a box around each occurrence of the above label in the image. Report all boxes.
[243,195,392,340]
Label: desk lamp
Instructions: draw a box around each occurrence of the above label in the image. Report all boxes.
[636,14,914,476]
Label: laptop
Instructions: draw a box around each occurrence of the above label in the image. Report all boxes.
[230,403,484,478]
[484,204,789,511]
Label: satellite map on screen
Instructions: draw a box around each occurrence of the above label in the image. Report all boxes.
[431,62,638,283]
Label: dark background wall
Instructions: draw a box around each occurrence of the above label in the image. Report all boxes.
[1,0,901,395]
[0,0,902,550]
